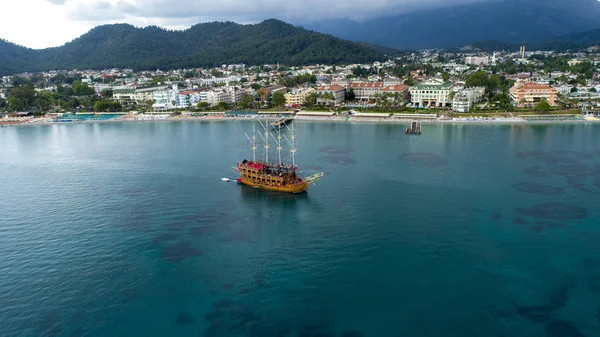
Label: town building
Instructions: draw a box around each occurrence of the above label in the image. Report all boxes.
[509,81,558,107]
[256,86,287,103]
[409,79,454,108]
[553,84,573,96]
[284,88,315,108]
[193,76,242,87]
[112,86,136,104]
[135,86,168,103]
[152,84,185,110]
[464,56,489,66]
[316,84,346,106]
[348,81,410,102]
[452,87,486,112]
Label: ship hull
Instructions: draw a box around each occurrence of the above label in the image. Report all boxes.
[237,177,308,193]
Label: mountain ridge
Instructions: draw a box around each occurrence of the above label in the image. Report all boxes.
[0,19,391,76]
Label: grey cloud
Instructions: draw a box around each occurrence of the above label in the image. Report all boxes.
[68,0,128,21]
[66,0,490,24]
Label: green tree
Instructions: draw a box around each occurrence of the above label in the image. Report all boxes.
[101,88,113,98]
[34,92,52,113]
[211,69,224,77]
[7,85,35,111]
[304,93,317,107]
[442,72,450,82]
[217,101,230,111]
[240,93,255,107]
[197,102,210,109]
[72,81,95,96]
[403,77,415,86]
[535,100,551,112]
[93,100,122,112]
[345,88,356,101]
[272,92,286,107]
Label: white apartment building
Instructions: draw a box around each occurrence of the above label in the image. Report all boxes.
[135,86,168,103]
[452,87,486,112]
[554,84,573,96]
[464,56,489,66]
[194,76,242,87]
[409,79,454,108]
[113,86,136,104]
[152,84,180,111]
[224,86,243,104]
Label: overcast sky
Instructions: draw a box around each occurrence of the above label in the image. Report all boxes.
[3,0,488,49]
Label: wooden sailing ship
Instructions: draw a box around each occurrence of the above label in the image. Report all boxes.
[232,120,324,193]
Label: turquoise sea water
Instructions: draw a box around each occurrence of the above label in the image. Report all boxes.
[1,121,600,337]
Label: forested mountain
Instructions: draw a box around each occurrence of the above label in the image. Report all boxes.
[0,19,390,75]
[470,28,600,51]
[303,0,600,49]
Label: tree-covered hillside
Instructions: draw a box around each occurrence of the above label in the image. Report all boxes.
[0,19,390,75]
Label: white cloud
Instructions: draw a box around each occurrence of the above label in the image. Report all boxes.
[1,0,488,49]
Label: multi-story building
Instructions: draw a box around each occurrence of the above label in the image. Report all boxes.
[284,88,315,107]
[464,56,489,66]
[348,82,410,102]
[113,86,136,104]
[409,79,454,108]
[452,87,486,112]
[553,84,573,96]
[152,84,180,111]
[316,84,346,106]
[349,82,384,101]
[194,76,242,87]
[135,86,168,103]
[224,86,243,104]
[509,81,558,107]
[256,86,287,103]
[380,84,411,103]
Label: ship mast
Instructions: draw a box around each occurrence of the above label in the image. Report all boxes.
[284,123,297,168]
[263,118,270,164]
[276,127,283,164]
[252,124,257,162]
[245,124,257,162]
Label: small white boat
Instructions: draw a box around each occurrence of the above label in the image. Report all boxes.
[221,178,231,182]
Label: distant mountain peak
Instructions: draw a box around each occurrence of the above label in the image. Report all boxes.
[302,0,600,49]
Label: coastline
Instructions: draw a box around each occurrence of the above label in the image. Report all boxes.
[2,113,599,128]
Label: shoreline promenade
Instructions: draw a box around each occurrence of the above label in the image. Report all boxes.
[2,111,599,127]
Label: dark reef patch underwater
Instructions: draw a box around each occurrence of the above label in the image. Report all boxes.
[515,203,588,221]
[398,153,447,167]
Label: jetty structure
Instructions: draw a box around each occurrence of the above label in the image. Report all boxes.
[406,120,422,135]
[232,120,324,193]
[271,117,293,130]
